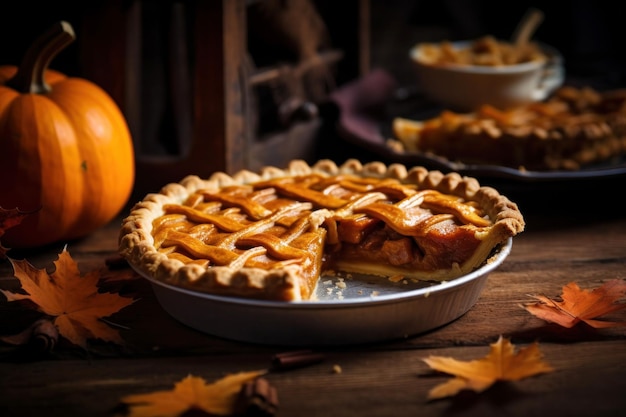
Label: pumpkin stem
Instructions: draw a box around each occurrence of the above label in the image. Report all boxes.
[5,21,76,94]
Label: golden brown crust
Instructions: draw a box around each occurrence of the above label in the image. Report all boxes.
[119,159,525,301]
[391,86,626,171]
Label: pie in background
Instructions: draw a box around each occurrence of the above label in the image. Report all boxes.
[391,86,626,171]
[119,159,524,301]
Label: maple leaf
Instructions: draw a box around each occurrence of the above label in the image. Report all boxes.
[524,280,626,328]
[121,371,266,417]
[0,206,37,257]
[0,248,135,348]
[423,336,553,399]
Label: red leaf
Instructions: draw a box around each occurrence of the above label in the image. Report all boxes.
[524,280,626,328]
[0,206,38,257]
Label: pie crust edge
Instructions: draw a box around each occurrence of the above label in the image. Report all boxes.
[118,159,525,301]
[390,86,626,171]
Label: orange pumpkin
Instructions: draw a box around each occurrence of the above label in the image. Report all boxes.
[0,21,135,248]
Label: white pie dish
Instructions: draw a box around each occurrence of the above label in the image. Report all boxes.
[132,238,513,346]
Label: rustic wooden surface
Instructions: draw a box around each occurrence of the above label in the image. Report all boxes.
[1,202,625,417]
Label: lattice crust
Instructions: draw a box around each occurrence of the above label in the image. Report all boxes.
[119,159,525,301]
[392,86,626,170]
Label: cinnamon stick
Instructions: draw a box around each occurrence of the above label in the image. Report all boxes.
[270,350,325,372]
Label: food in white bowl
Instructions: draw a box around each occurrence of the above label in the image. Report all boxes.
[410,36,564,111]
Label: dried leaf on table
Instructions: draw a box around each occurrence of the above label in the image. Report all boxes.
[121,371,268,417]
[524,280,626,328]
[423,336,553,400]
[0,206,38,257]
[0,248,135,348]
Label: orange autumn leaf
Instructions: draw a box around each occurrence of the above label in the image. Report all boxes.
[0,206,37,257]
[524,280,626,328]
[0,248,135,348]
[121,371,266,417]
[423,336,553,399]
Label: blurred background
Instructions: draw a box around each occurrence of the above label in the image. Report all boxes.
[1,0,625,202]
[371,1,626,91]
[4,1,625,88]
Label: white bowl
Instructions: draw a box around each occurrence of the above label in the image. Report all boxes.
[410,40,564,111]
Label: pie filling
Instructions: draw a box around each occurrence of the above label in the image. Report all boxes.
[391,86,626,171]
[119,160,525,301]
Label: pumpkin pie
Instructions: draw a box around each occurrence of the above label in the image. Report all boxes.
[391,86,626,170]
[118,159,524,301]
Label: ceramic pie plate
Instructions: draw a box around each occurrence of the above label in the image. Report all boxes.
[132,238,512,346]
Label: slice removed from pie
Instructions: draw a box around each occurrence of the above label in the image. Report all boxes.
[119,159,524,301]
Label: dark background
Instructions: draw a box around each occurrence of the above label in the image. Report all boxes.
[369,0,626,91]
[1,0,624,211]
[1,1,625,91]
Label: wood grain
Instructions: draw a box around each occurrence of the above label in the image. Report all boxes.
[1,210,625,416]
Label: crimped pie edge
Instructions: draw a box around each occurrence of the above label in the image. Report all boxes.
[118,159,525,301]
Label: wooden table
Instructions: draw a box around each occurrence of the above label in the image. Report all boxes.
[1,191,625,417]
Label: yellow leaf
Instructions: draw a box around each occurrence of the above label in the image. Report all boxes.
[0,248,135,348]
[423,336,553,399]
[122,371,266,417]
[524,280,626,328]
